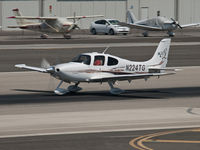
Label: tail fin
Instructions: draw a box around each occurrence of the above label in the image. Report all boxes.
[147,38,171,68]
[127,10,137,24]
[12,8,27,25]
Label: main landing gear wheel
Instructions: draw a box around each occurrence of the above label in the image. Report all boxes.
[40,34,48,39]
[108,81,124,95]
[167,31,175,37]
[142,31,149,37]
[67,82,82,93]
[63,34,71,39]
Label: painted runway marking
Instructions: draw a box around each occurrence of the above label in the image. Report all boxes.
[129,128,200,150]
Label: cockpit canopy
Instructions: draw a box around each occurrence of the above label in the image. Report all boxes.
[71,53,119,66]
[72,54,91,65]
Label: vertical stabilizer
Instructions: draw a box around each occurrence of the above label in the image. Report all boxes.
[127,10,137,24]
[147,38,171,68]
[12,8,27,25]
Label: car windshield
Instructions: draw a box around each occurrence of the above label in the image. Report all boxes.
[71,55,91,65]
[108,20,119,25]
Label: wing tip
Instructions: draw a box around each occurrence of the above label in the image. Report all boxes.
[15,64,26,68]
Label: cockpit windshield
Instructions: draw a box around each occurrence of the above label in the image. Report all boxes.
[72,55,91,65]
[108,20,119,25]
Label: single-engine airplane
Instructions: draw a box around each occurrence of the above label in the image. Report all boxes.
[120,10,200,37]
[15,38,176,95]
[8,8,103,39]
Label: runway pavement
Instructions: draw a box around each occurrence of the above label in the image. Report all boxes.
[0,34,200,150]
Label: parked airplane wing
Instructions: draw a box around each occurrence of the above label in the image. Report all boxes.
[180,23,200,28]
[7,23,41,28]
[119,22,163,31]
[8,16,57,20]
[66,15,104,19]
[89,72,175,82]
[15,64,47,73]
[7,25,28,28]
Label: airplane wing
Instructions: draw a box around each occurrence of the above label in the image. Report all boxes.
[9,15,103,21]
[8,16,57,20]
[180,23,200,28]
[15,64,47,73]
[7,23,41,28]
[119,22,163,31]
[66,15,104,20]
[89,72,175,82]
[7,25,27,28]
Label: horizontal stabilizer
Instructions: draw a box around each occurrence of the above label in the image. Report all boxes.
[148,67,181,72]
[89,72,175,82]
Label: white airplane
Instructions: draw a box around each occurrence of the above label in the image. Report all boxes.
[120,10,200,37]
[15,38,176,95]
[8,8,103,39]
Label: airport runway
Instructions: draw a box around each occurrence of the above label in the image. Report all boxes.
[0,67,199,150]
[0,34,200,150]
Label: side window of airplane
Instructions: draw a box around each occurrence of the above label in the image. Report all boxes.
[107,57,118,66]
[72,55,91,65]
[94,56,105,66]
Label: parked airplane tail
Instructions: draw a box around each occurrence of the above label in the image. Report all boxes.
[12,8,28,25]
[127,10,137,24]
[147,38,171,68]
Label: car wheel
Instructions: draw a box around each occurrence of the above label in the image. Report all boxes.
[109,29,115,35]
[123,33,127,35]
[91,28,97,35]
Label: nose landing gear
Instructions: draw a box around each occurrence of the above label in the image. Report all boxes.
[54,81,82,95]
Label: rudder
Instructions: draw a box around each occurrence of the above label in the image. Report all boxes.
[147,38,171,68]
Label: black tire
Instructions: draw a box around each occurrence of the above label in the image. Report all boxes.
[91,28,97,35]
[123,33,127,35]
[109,29,115,35]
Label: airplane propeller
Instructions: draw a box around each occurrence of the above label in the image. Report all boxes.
[41,58,57,90]
[41,58,50,69]
[171,18,182,29]
[41,58,55,73]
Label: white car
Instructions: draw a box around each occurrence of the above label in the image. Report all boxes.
[90,19,130,35]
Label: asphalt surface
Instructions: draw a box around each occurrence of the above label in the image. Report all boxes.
[0,32,200,150]
[0,128,200,150]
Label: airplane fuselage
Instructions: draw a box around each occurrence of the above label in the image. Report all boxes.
[136,17,177,31]
[51,52,160,83]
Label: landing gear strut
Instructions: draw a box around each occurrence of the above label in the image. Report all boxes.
[108,81,124,95]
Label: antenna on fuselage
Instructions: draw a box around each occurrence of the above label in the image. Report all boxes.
[103,46,110,54]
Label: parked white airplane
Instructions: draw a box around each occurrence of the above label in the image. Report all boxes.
[8,8,103,39]
[15,38,176,95]
[120,10,200,37]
